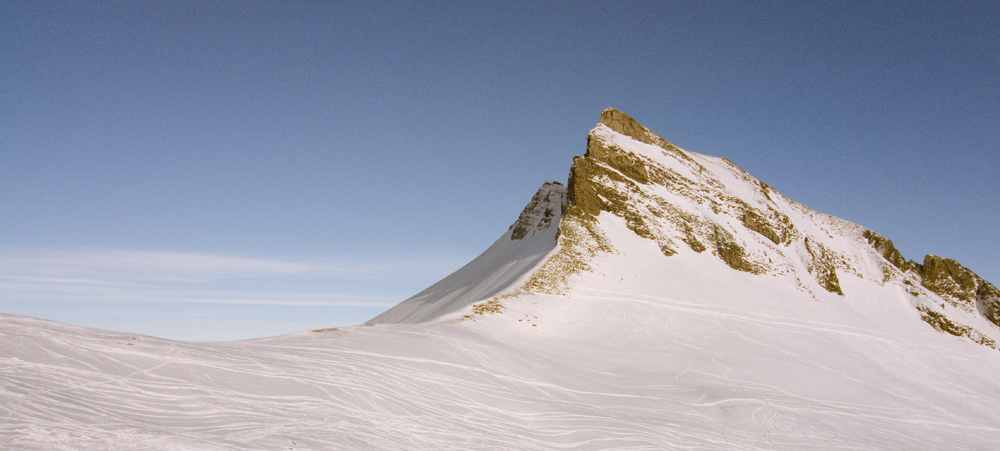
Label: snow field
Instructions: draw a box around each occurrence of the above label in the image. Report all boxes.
[4,114,999,450]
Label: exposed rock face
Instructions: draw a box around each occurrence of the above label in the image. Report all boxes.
[917,306,997,347]
[862,230,912,273]
[554,107,998,344]
[565,108,787,276]
[599,108,655,144]
[377,107,999,347]
[742,210,782,244]
[915,255,1000,326]
[980,282,1000,327]
[920,255,983,306]
[509,182,567,240]
[598,108,687,157]
[713,224,757,273]
[860,230,1000,332]
[803,238,844,295]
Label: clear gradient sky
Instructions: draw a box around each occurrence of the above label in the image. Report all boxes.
[2,1,998,341]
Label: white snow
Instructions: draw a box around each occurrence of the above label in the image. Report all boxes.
[369,182,566,324]
[3,121,999,450]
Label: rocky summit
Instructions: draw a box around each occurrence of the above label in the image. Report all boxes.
[378,107,1000,349]
[4,109,1000,450]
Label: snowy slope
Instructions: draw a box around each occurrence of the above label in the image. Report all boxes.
[376,108,1000,349]
[369,181,566,323]
[550,109,1000,348]
[3,109,1000,450]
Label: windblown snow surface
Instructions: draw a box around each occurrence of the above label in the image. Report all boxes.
[3,110,1000,450]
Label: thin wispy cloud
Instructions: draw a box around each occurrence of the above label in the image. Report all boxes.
[0,249,416,283]
[0,280,399,307]
[0,248,468,307]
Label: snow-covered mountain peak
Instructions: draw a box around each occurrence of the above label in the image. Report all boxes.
[554,108,1000,346]
[597,107,684,153]
[377,108,1000,348]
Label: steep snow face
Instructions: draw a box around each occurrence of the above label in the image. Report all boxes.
[369,182,566,323]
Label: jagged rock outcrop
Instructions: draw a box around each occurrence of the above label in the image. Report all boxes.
[509,181,567,240]
[862,230,914,274]
[597,108,688,157]
[980,282,1000,327]
[861,230,1000,332]
[564,108,786,277]
[914,255,1000,326]
[373,108,999,349]
[551,107,999,344]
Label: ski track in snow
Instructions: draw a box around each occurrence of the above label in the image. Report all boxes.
[6,268,1000,451]
[6,114,1000,450]
[8,255,998,451]
[4,308,999,451]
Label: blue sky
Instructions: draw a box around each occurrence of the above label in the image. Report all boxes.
[2,1,998,341]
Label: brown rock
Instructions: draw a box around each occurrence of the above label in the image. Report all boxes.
[600,108,658,146]
[862,230,914,272]
[742,210,782,245]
